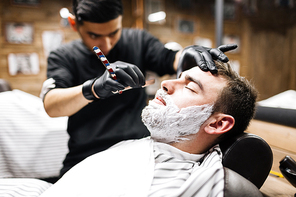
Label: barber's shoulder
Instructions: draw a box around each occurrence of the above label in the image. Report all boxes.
[49,40,87,58]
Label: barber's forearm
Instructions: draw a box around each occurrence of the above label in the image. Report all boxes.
[43,85,90,117]
[173,50,182,71]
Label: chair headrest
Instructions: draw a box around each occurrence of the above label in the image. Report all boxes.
[219,132,273,188]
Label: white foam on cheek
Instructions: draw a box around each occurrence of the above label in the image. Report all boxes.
[176,104,213,136]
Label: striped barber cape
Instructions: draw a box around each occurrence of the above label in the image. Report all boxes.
[0,89,69,179]
[149,142,224,197]
[0,178,52,197]
[40,137,224,197]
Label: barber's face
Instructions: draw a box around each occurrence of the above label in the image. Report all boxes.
[76,16,122,55]
[154,67,227,109]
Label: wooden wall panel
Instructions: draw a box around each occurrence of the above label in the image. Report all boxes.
[0,0,135,96]
[146,0,296,100]
[288,26,296,90]
[0,0,295,99]
[250,30,290,99]
[245,21,296,100]
[0,0,79,96]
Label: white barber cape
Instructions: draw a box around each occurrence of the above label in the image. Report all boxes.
[41,138,155,197]
[40,137,224,197]
[0,89,68,179]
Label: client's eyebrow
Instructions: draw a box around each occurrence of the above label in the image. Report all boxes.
[185,74,204,91]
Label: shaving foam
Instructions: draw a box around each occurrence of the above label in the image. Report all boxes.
[141,89,213,143]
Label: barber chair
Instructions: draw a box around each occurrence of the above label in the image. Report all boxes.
[279,156,296,188]
[220,132,273,197]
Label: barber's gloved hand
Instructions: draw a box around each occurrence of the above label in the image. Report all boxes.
[82,61,145,100]
[177,44,237,77]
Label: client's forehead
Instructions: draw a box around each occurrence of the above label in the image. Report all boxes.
[184,67,226,85]
[183,67,227,102]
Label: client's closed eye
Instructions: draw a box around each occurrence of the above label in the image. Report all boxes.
[185,86,197,93]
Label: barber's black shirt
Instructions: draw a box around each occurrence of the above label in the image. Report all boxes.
[47,28,177,175]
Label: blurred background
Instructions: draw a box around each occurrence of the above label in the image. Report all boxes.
[0,0,295,100]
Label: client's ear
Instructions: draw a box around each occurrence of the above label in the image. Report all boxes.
[68,13,77,31]
[204,113,235,135]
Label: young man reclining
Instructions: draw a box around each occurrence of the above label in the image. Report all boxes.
[40,60,257,197]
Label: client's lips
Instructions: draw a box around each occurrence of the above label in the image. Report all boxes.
[152,95,166,106]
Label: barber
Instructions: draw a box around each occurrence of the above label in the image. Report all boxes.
[41,0,236,177]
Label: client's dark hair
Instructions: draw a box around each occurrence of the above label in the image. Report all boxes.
[213,61,258,141]
[72,0,123,25]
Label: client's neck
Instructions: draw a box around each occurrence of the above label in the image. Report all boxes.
[169,133,217,154]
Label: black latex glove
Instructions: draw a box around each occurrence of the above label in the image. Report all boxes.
[82,61,145,100]
[176,44,238,77]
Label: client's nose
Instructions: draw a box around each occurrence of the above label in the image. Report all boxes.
[161,80,174,95]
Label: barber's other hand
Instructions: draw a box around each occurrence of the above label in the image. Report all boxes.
[177,44,237,77]
[82,61,145,100]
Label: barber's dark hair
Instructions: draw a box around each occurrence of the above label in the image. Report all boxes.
[72,0,123,25]
[213,61,258,141]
